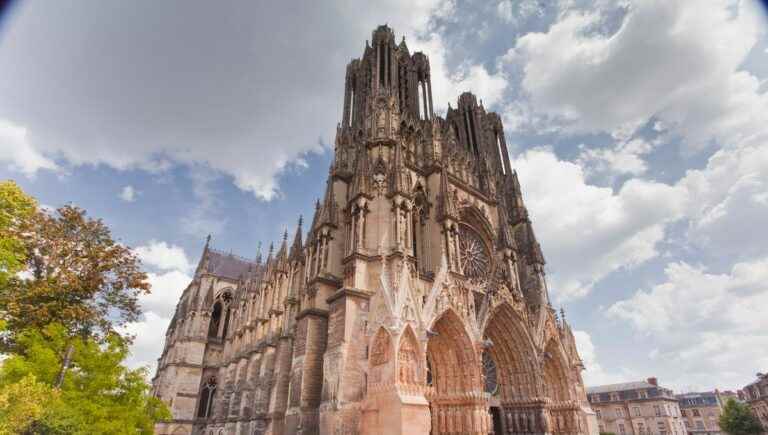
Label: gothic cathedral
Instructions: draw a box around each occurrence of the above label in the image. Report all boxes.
[152,25,598,435]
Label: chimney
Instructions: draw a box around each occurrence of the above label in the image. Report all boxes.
[647,377,658,386]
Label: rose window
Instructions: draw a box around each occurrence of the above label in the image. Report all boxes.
[458,225,490,279]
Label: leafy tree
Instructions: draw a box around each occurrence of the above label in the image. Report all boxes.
[0,323,171,435]
[0,180,37,286]
[0,204,149,351]
[719,398,764,435]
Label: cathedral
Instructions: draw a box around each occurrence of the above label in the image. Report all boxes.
[152,25,598,435]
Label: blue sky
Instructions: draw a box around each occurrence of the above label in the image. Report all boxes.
[1,0,767,392]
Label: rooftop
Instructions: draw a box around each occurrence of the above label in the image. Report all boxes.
[587,381,656,394]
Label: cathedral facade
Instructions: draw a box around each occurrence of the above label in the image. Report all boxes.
[152,25,598,435]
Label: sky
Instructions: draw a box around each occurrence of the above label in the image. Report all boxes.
[1,0,767,393]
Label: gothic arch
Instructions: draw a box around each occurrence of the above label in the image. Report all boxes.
[369,327,392,367]
[397,325,421,385]
[482,302,538,402]
[426,309,481,395]
[459,206,495,246]
[543,339,572,403]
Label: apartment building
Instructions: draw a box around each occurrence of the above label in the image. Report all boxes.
[588,378,686,435]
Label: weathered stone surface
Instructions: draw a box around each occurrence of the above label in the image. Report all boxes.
[152,24,597,435]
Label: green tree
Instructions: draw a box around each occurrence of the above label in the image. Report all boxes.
[0,203,150,355]
[720,398,764,435]
[0,323,171,435]
[0,180,37,286]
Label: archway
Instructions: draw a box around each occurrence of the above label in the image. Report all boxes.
[483,303,542,434]
[426,310,489,435]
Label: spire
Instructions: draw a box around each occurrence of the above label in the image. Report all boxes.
[350,146,372,200]
[436,162,458,222]
[496,203,516,251]
[266,242,274,265]
[290,215,304,261]
[508,170,529,224]
[204,234,211,251]
[318,171,338,227]
[255,241,263,265]
[278,229,289,257]
[388,142,410,196]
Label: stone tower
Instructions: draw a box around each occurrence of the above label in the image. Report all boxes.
[152,25,598,435]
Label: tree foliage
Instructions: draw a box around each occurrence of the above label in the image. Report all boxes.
[719,398,764,435]
[0,203,149,348]
[0,180,37,286]
[0,323,171,434]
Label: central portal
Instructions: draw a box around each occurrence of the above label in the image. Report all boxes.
[425,310,490,435]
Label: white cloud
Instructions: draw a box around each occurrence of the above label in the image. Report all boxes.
[134,240,193,272]
[574,330,633,386]
[409,33,508,112]
[681,141,768,259]
[0,118,58,176]
[122,311,172,372]
[119,185,137,202]
[577,138,654,178]
[606,257,768,390]
[505,0,768,149]
[0,0,472,201]
[141,269,191,317]
[125,241,193,373]
[511,147,686,300]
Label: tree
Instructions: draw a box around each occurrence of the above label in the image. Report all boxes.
[720,398,764,435]
[0,204,150,350]
[0,180,37,286]
[0,323,171,435]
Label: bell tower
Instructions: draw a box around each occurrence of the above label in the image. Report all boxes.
[152,24,597,435]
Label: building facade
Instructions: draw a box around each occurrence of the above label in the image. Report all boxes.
[152,25,597,435]
[742,373,768,430]
[676,391,725,435]
[587,378,685,435]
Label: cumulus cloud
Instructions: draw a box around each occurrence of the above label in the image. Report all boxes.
[577,138,655,179]
[681,141,768,260]
[0,0,503,200]
[0,118,58,176]
[119,185,137,202]
[134,240,193,272]
[574,330,634,386]
[126,240,193,372]
[505,0,768,149]
[606,257,768,390]
[511,147,686,300]
[409,32,508,112]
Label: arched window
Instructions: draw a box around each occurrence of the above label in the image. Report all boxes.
[196,377,217,418]
[496,131,507,175]
[208,302,222,338]
[221,306,231,339]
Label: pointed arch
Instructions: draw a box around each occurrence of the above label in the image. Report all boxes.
[483,302,538,402]
[369,327,392,367]
[397,324,421,385]
[543,338,573,403]
[427,309,481,395]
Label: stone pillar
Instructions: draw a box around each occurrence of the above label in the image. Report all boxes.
[265,334,294,435]
[319,288,372,434]
[285,308,328,435]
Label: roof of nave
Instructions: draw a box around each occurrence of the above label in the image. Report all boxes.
[587,381,658,394]
[205,248,258,281]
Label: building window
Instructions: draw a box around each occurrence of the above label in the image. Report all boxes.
[616,407,624,418]
[197,377,217,418]
[693,409,701,417]
[655,405,661,417]
[681,409,687,417]
[596,409,602,419]
[634,406,641,417]
[619,423,626,434]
